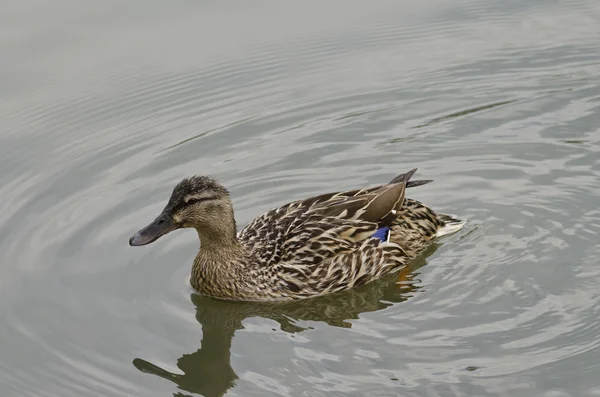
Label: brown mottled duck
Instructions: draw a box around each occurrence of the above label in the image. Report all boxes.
[129,168,464,302]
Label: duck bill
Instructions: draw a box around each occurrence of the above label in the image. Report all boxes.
[129,212,178,246]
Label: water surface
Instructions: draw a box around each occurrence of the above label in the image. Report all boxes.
[2,1,600,396]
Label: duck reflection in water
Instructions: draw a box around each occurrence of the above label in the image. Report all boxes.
[132,244,439,397]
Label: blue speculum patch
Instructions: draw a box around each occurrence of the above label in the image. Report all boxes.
[371,227,390,242]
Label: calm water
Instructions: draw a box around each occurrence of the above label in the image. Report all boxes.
[2,1,600,396]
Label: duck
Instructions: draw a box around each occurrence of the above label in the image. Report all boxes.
[129,168,464,302]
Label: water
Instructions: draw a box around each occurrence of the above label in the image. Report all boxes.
[2,1,600,396]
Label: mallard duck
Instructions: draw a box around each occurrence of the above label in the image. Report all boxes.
[129,168,464,302]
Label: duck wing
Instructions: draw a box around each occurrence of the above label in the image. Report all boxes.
[239,168,429,243]
[271,173,416,296]
[293,168,431,212]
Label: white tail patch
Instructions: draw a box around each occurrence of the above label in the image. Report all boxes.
[435,215,466,238]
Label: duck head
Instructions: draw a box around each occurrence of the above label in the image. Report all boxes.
[129,175,237,247]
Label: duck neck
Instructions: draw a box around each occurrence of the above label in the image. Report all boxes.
[190,224,247,295]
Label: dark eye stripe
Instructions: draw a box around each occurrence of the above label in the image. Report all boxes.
[186,196,216,205]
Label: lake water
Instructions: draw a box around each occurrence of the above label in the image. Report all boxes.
[2,1,600,396]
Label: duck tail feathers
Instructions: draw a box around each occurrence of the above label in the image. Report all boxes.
[435,213,466,237]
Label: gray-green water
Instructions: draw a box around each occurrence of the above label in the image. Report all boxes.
[2,1,600,396]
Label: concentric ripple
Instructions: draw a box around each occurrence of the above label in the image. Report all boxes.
[1,0,600,396]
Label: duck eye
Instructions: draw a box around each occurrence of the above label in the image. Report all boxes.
[186,196,215,206]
